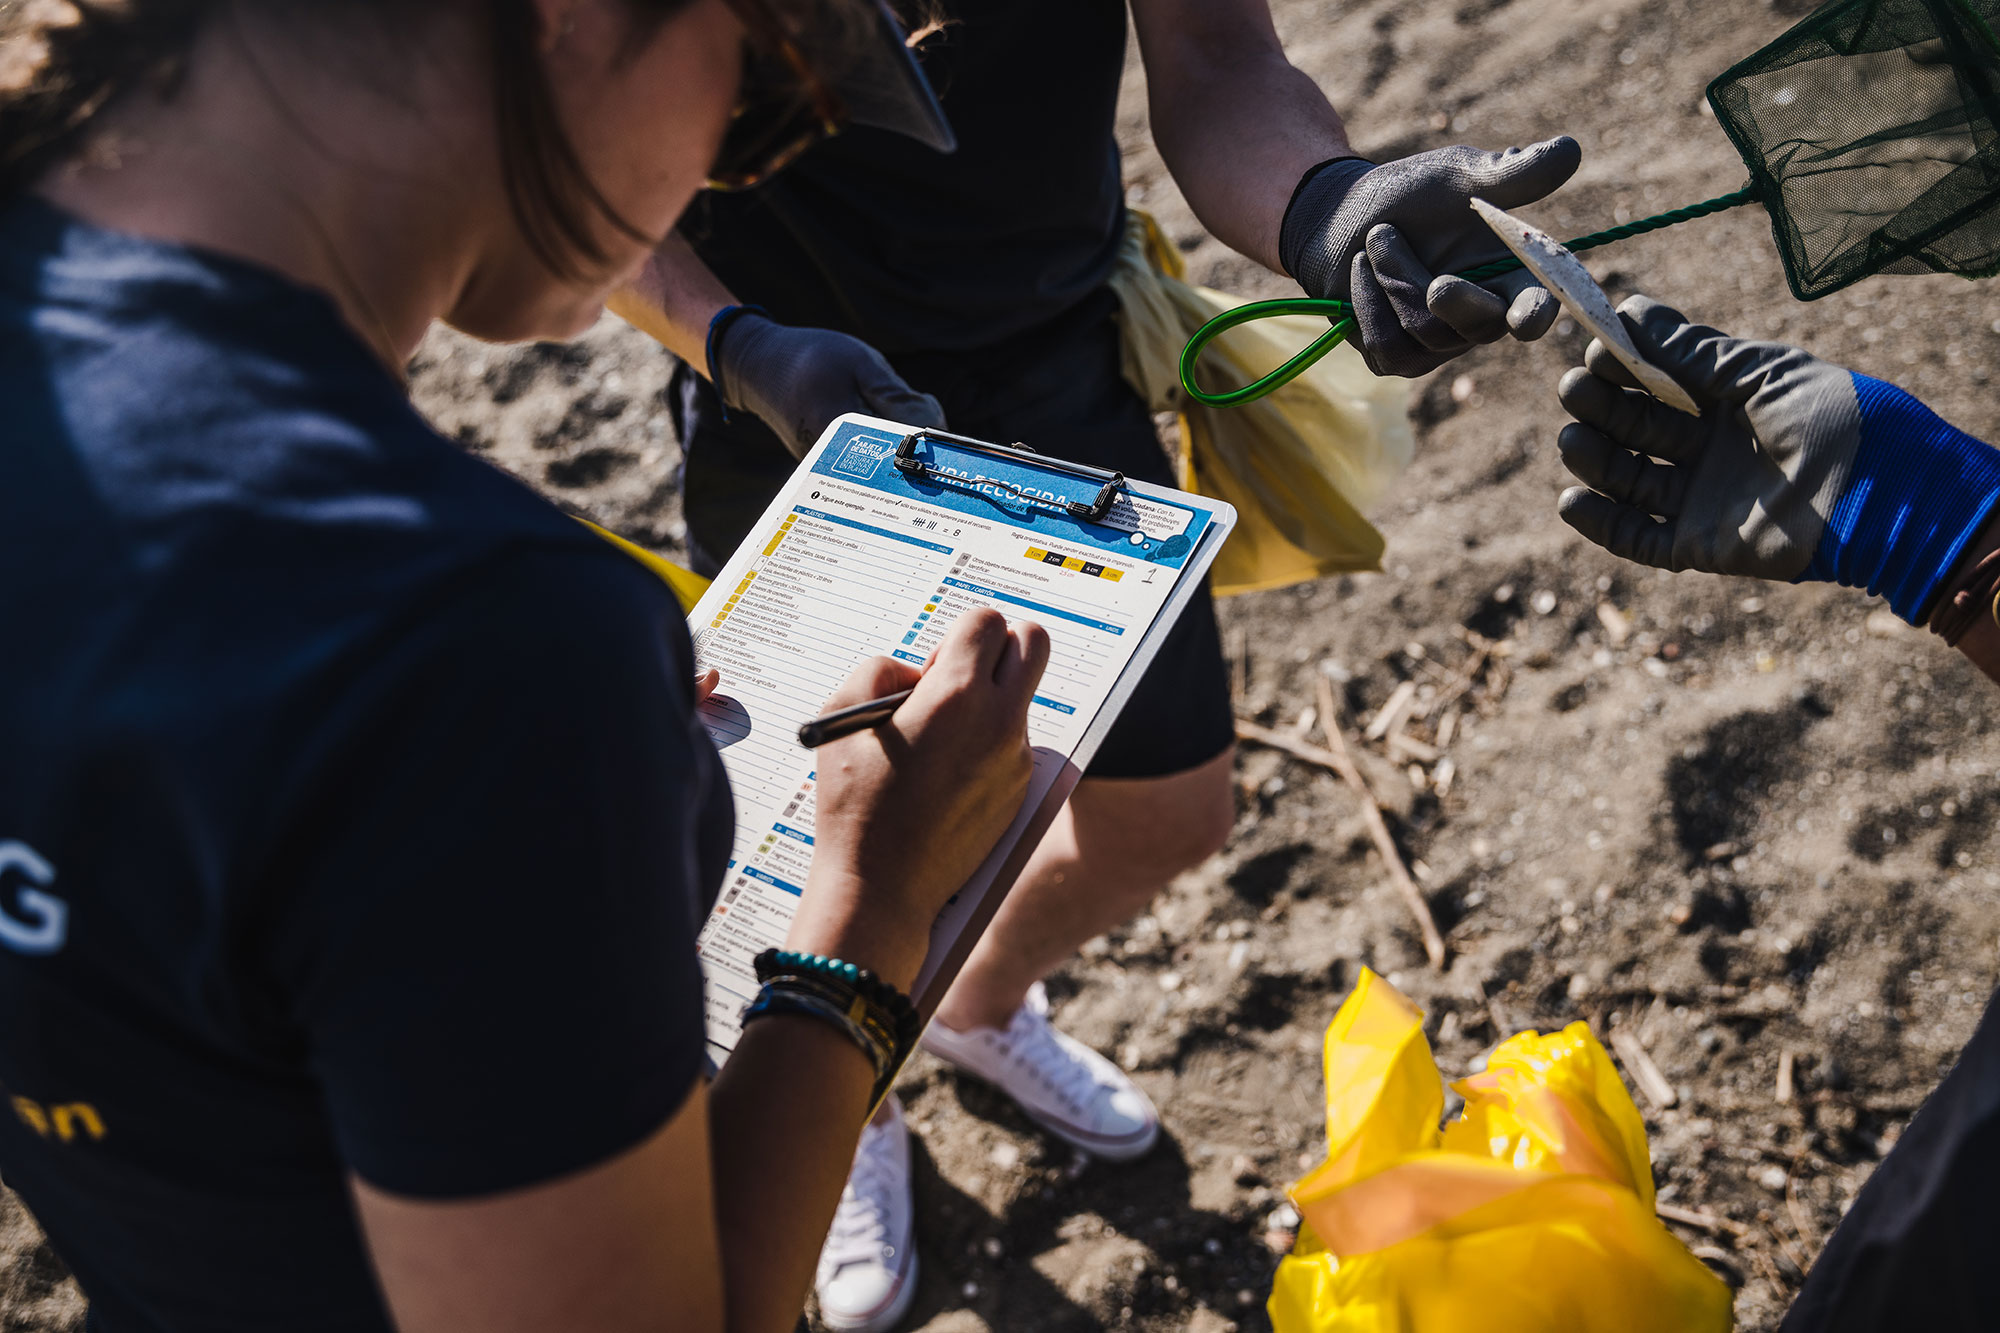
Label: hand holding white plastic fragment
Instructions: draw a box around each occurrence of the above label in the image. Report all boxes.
[1469,198,1702,416]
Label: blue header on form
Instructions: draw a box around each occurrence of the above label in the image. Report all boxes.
[810,422,1215,569]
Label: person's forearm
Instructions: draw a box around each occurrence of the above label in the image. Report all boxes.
[708,1017,876,1333]
[707,889,931,1333]
[604,232,737,370]
[1136,16,1351,273]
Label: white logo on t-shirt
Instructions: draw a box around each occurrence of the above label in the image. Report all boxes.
[0,841,65,956]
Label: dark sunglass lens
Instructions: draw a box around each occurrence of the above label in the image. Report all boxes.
[706,24,842,190]
[711,101,810,187]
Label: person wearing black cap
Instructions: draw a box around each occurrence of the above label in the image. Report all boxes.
[0,3,1019,1333]
[615,4,1578,1328]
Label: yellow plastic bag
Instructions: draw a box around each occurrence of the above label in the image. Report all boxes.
[1106,212,1413,597]
[1272,969,1733,1333]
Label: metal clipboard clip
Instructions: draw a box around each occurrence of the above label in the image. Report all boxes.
[893,428,1127,524]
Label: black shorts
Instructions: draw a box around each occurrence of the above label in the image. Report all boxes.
[1779,980,2000,1332]
[671,290,1235,781]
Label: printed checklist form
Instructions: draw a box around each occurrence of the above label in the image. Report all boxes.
[691,416,1235,1066]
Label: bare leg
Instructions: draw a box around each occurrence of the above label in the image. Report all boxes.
[932,748,1236,1033]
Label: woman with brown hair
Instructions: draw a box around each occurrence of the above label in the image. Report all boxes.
[0,3,1046,1330]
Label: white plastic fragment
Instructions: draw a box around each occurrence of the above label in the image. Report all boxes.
[1469,197,1702,416]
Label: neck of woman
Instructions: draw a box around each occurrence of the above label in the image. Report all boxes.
[36,10,493,375]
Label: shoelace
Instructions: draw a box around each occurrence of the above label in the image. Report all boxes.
[998,1008,1112,1115]
[821,1130,899,1269]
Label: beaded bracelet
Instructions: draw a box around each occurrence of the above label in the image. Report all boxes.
[744,948,921,1103]
[760,969,903,1059]
[755,948,922,1048]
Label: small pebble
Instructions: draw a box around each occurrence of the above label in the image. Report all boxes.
[1758,1165,1789,1192]
[1531,589,1559,615]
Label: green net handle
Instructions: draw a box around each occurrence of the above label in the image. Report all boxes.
[1175,299,1357,408]
[1179,185,1759,408]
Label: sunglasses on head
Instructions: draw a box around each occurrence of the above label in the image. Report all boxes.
[707,0,848,191]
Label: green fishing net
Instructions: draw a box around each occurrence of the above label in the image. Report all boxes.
[1182,0,2000,406]
[1710,0,2000,299]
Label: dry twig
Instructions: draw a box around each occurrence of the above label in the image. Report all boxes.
[1768,1224,1811,1283]
[1784,1155,1820,1254]
[1387,731,1440,764]
[1656,1201,1750,1239]
[1609,1028,1678,1109]
[1749,1239,1794,1294]
[1363,680,1418,742]
[1232,702,1447,971]
[1316,676,1446,970]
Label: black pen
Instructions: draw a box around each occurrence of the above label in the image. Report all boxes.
[797,687,916,749]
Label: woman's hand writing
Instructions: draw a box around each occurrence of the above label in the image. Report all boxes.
[789,609,1050,990]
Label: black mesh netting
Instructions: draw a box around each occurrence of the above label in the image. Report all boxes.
[1709,0,2000,299]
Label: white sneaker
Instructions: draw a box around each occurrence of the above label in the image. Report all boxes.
[921,982,1159,1161]
[815,1094,918,1333]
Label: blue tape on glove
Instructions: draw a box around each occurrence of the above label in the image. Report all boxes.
[1800,374,2000,623]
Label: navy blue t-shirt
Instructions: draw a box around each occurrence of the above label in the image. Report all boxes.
[0,198,733,1330]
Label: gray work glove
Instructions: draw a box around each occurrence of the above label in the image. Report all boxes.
[1279,138,1583,377]
[1554,294,1859,581]
[1557,295,2000,625]
[713,312,946,458]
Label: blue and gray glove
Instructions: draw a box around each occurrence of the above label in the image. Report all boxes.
[1279,137,1583,378]
[1556,295,2000,623]
[710,309,947,458]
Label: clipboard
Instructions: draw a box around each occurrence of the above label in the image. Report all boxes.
[689,414,1236,1068]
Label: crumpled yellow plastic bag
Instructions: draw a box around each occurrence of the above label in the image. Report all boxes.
[1106,211,1413,597]
[1271,969,1733,1333]
[580,518,711,613]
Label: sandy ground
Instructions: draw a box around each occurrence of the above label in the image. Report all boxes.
[11,0,2000,1329]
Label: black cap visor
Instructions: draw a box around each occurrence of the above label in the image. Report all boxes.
[821,1,955,154]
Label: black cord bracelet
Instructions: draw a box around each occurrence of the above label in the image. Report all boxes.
[741,983,894,1086]
[746,949,922,1104]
